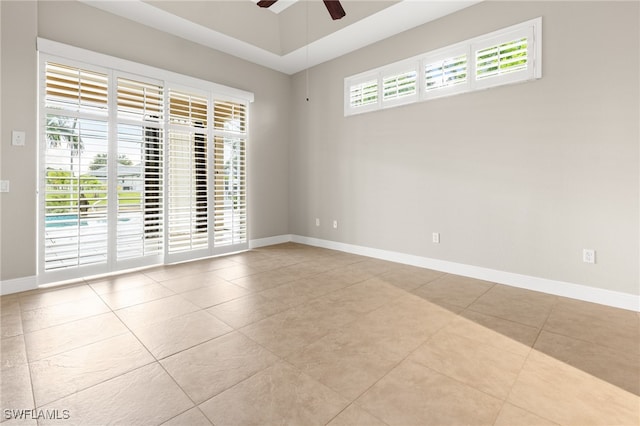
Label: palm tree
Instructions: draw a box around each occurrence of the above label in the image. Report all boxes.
[46,115,84,173]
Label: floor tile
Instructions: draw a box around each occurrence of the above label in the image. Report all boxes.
[458,310,539,356]
[161,407,213,426]
[326,404,388,426]
[231,269,298,292]
[131,310,232,359]
[2,243,638,426]
[24,312,127,361]
[179,281,251,309]
[543,298,640,355]
[0,313,23,339]
[258,279,322,307]
[1,335,28,370]
[508,350,640,425]
[467,284,557,328]
[199,361,349,426]
[1,416,38,425]
[211,265,261,281]
[200,257,242,272]
[347,258,398,275]
[286,323,402,400]
[30,333,154,406]
[412,274,494,308]
[0,364,34,413]
[143,261,216,282]
[314,264,376,286]
[206,293,288,329]
[98,282,175,310]
[408,328,527,400]
[18,284,97,312]
[355,295,459,353]
[225,250,273,266]
[114,294,200,330]
[493,403,558,426]
[534,330,639,395]
[311,267,372,288]
[1,296,21,317]
[230,255,299,272]
[161,331,279,403]
[357,360,503,426]
[87,272,157,295]
[377,266,444,291]
[38,363,193,426]
[240,298,359,358]
[21,297,110,333]
[157,271,230,294]
[317,278,407,317]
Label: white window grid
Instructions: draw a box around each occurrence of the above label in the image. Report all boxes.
[344,17,542,116]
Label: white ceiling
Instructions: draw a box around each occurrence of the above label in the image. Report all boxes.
[80,0,481,75]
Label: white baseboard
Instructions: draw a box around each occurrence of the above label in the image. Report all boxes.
[3,235,639,312]
[250,234,293,249]
[290,235,640,312]
[0,275,38,296]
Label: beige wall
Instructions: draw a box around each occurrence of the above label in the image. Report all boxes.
[289,1,640,296]
[1,1,38,281]
[0,0,291,281]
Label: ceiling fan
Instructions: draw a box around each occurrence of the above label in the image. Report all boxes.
[257,0,346,20]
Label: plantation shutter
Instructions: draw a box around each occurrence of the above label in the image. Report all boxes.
[382,70,417,102]
[423,48,468,99]
[116,77,164,262]
[39,43,253,283]
[213,100,247,247]
[349,79,378,109]
[167,89,209,255]
[42,62,109,272]
[472,25,535,90]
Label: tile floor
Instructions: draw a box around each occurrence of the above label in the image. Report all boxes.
[1,243,638,425]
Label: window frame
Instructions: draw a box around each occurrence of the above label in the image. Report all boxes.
[380,59,420,109]
[344,71,380,115]
[421,43,469,100]
[344,17,542,116]
[37,39,253,283]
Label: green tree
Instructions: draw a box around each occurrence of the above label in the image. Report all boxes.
[89,154,133,171]
[46,115,84,173]
[45,169,106,214]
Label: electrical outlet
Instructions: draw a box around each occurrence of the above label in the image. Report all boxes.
[333,220,338,229]
[583,249,596,264]
[315,218,320,227]
[0,180,9,193]
[432,232,440,244]
[12,130,26,146]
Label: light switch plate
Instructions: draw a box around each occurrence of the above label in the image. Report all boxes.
[12,130,26,146]
[0,180,9,192]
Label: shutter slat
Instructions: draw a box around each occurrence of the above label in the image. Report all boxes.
[476,37,528,80]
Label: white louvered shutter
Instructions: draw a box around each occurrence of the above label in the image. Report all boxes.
[472,24,535,90]
[43,62,109,271]
[423,49,468,99]
[167,90,209,254]
[116,77,164,261]
[382,71,417,102]
[213,100,247,247]
[349,79,378,109]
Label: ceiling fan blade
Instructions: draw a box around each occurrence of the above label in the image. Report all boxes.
[323,0,346,20]
[257,0,278,8]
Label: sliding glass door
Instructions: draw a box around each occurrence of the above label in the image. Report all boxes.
[39,59,248,282]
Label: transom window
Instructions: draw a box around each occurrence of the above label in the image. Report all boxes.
[344,17,542,116]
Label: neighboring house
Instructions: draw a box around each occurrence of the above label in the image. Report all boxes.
[91,164,143,192]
